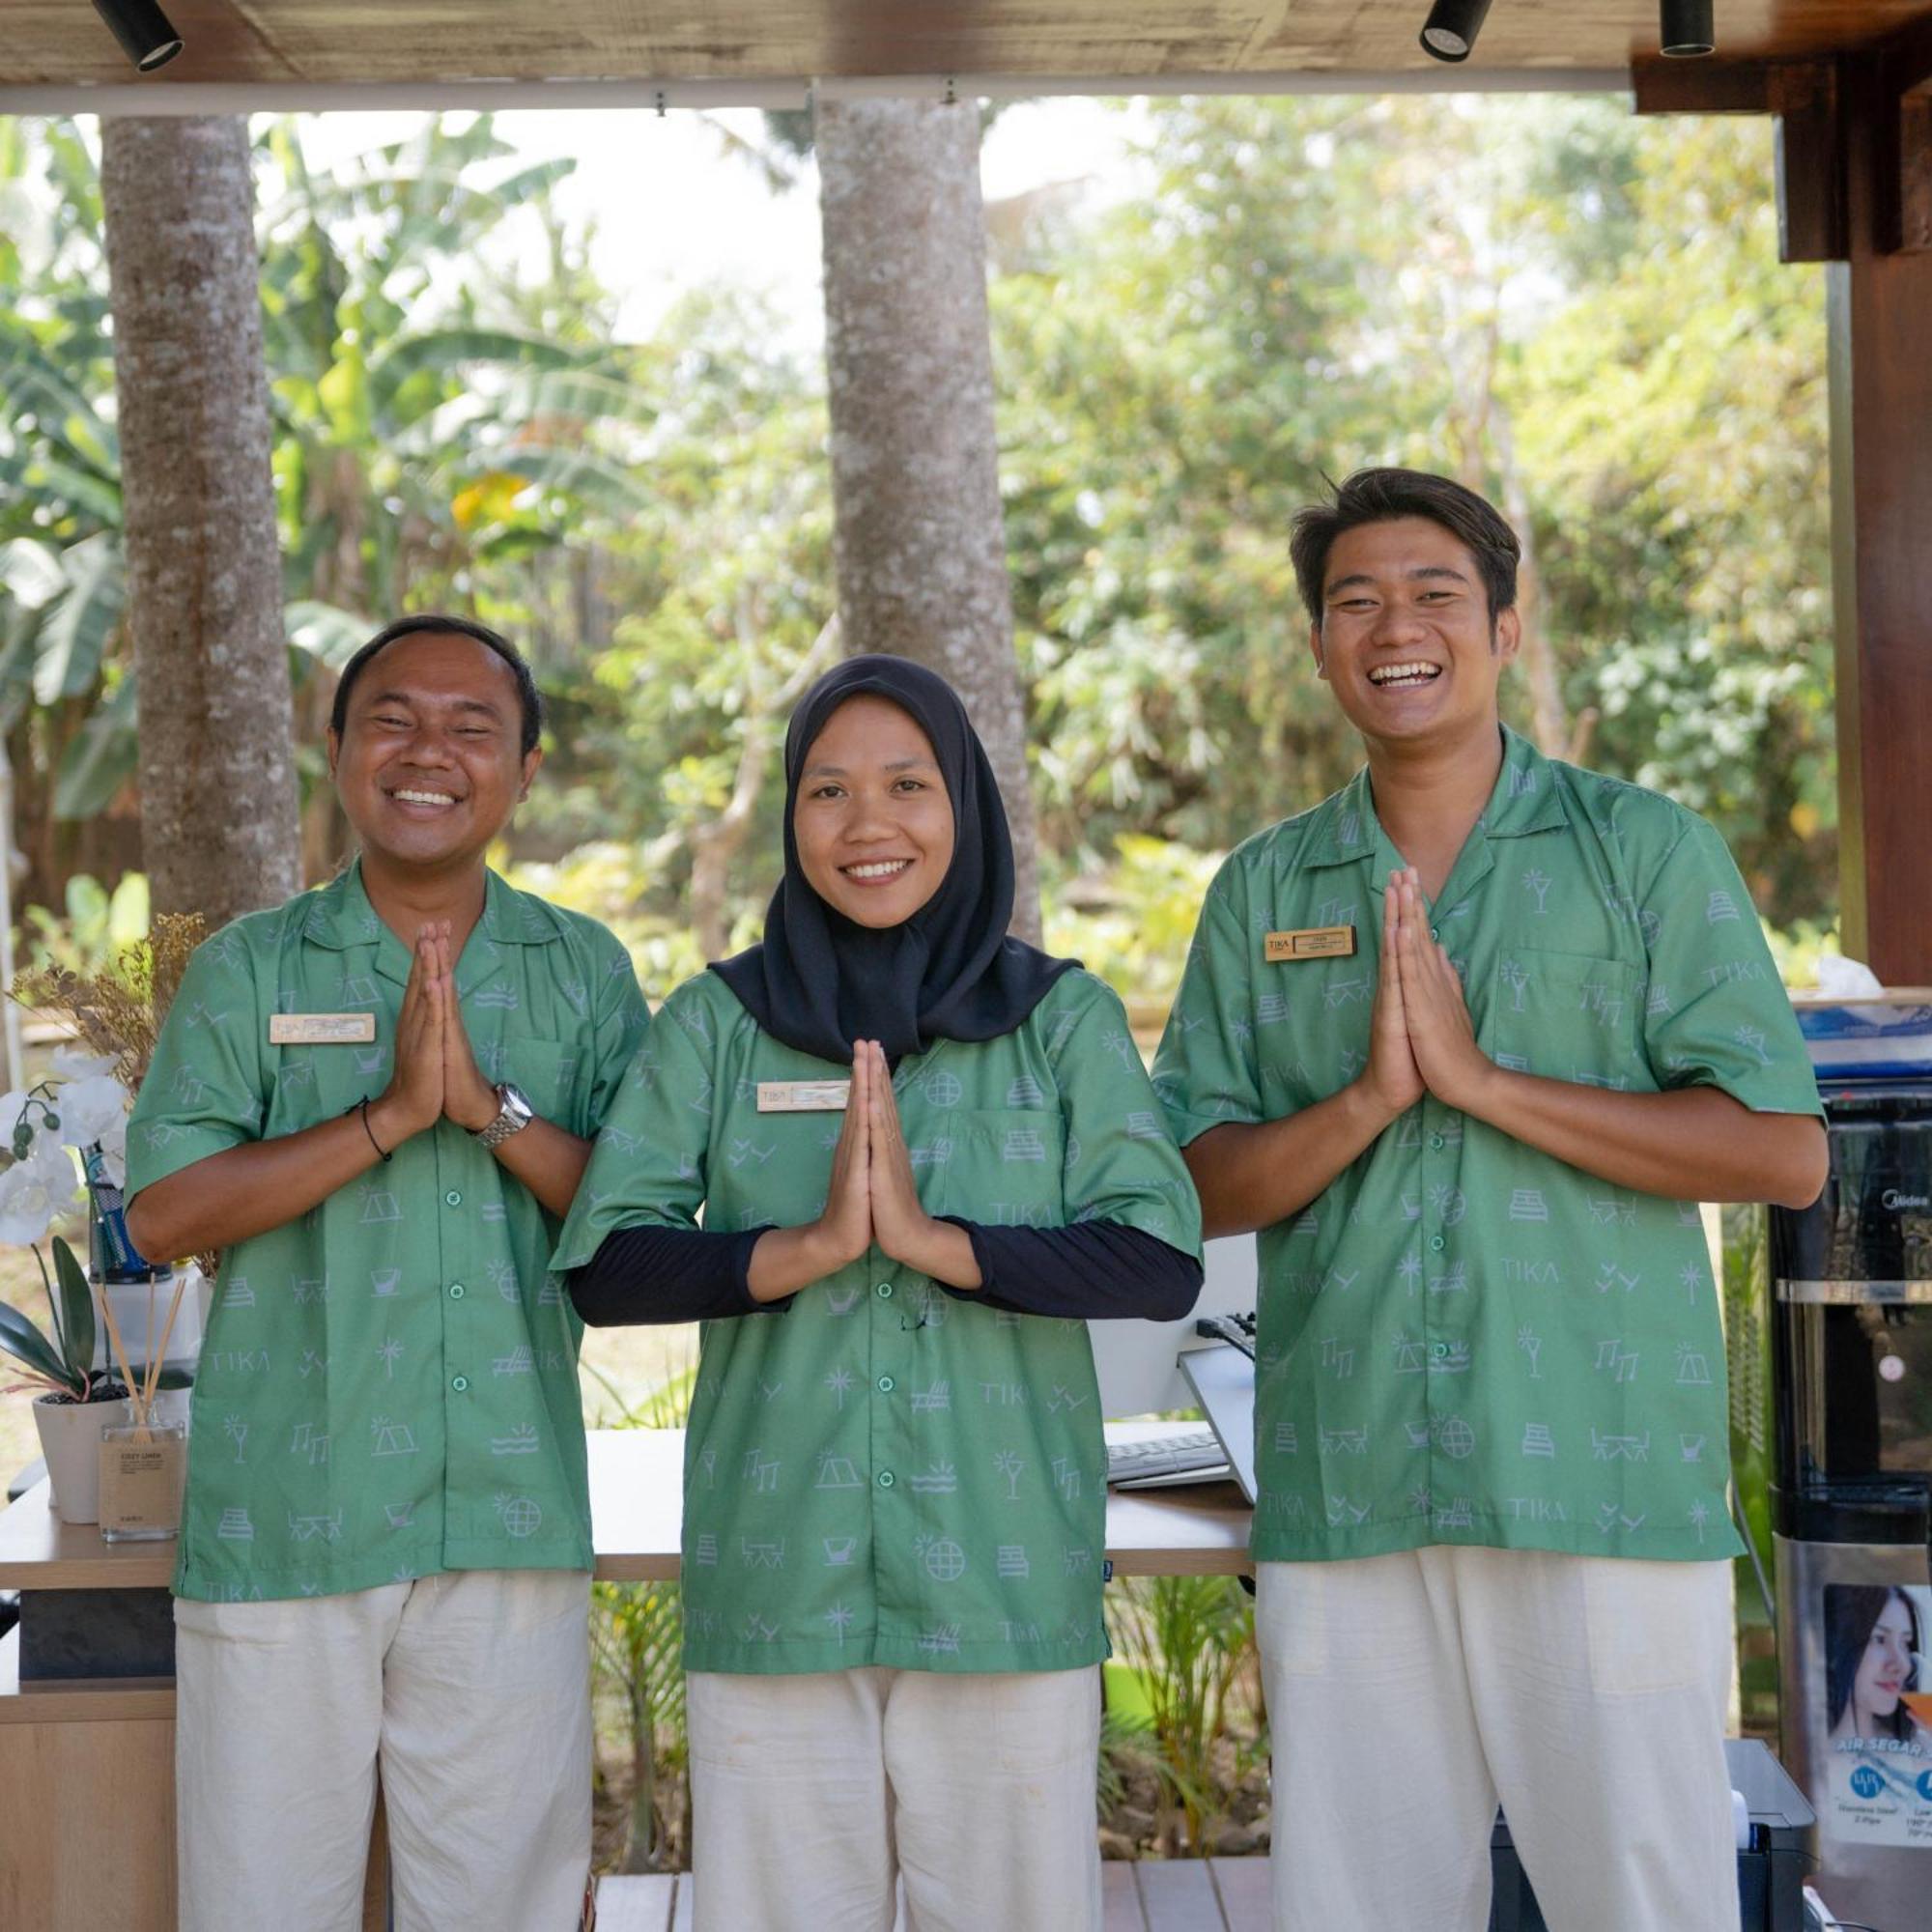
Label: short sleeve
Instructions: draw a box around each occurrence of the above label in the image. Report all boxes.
[550,975,715,1274]
[585,929,650,1131]
[1049,977,1203,1258]
[1151,856,1265,1147]
[1639,817,1822,1117]
[126,923,270,1197]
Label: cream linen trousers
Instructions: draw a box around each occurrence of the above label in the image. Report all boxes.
[686,1663,1103,1931]
[174,1569,592,1932]
[1259,1547,1738,1931]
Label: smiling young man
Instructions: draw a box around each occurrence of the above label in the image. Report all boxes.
[125,615,647,1932]
[1152,469,1826,1931]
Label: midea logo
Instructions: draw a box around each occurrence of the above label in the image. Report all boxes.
[1882,1188,1931,1210]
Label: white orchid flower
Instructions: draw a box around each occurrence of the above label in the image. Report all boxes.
[54,1074,130,1152]
[51,1047,119,1083]
[0,1138,81,1246]
[95,1112,129,1189]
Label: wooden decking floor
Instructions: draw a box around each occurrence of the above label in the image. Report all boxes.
[598,1858,1269,1930]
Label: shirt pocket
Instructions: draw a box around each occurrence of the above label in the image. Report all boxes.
[1487,947,1642,1091]
[933,1108,1066,1229]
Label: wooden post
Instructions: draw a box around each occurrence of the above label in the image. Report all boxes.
[1638,36,1932,982]
[1829,51,1932,982]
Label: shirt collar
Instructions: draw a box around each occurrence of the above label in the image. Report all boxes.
[1301,724,1566,872]
[300,860,556,991]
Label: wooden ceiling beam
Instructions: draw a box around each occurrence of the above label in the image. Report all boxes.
[1774,63,1848,261]
[1631,57,1774,113]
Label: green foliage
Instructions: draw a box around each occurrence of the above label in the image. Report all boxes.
[992,97,1830,931]
[2,98,1837,988]
[1043,837,1223,1002]
[23,871,149,976]
[0,1236,99,1400]
[588,1366,695,1872]
[1104,1572,1261,1851]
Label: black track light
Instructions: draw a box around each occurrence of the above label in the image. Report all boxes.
[91,0,185,73]
[1419,0,1493,63]
[1659,0,1716,58]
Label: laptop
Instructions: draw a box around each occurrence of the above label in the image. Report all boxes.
[1180,1341,1259,1504]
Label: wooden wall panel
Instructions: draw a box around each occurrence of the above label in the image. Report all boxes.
[0,1717,177,1932]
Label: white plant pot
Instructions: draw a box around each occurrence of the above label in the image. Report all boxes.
[31,1385,192,1525]
[33,1393,131,1525]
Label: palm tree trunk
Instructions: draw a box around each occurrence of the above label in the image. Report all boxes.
[815,98,1042,941]
[99,118,300,926]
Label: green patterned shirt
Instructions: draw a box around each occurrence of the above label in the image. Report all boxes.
[127,863,648,1602]
[1152,727,1820,1566]
[553,967,1202,1675]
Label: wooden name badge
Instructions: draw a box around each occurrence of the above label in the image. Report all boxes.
[269,1013,378,1044]
[1264,925,1356,962]
[755,1081,852,1112]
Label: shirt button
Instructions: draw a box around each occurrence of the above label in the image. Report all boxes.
[444,1189,463,1208]
[875,1282,894,1299]
[1430,1342,1449,1359]
[1429,1234,1446,1253]
[877,1376,895,1394]
[877,1469,895,1489]
[448,1282,467,1299]
[450,1375,469,1393]
[1430,925,1440,941]
[1429,1133,1445,1151]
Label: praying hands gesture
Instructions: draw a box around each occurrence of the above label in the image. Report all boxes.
[746,1040,983,1303]
[369,923,501,1146]
[1379,868,1494,1117]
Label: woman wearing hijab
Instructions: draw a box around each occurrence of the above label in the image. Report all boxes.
[555,657,1203,1931]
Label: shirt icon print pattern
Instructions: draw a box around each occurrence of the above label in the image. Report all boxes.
[1151,726,1822,1567]
[552,967,1203,1676]
[127,862,648,1603]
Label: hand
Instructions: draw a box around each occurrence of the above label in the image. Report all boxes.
[437,927,500,1133]
[810,1043,873,1268]
[1394,870,1492,1110]
[1360,868,1425,1121]
[372,925,446,1144]
[865,1041,937,1267]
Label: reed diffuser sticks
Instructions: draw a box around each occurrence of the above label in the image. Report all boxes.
[96,1269,186,1438]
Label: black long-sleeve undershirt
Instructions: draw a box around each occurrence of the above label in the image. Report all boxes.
[568,1218,1202,1327]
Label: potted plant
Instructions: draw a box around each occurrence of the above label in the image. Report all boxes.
[6,923,209,1520]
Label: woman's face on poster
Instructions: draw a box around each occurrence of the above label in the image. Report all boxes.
[794,696,956,929]
[1855,1593,1917,1720]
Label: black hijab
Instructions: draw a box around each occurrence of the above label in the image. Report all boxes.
[711,656,1076,1065]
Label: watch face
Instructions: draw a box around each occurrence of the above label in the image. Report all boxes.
[498,1083,533,1120]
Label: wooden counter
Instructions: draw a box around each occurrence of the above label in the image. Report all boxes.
[0,1424,1251,1930]
[2,1424,1253,1592]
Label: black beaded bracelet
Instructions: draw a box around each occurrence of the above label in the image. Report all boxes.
[350,1095,392,1163]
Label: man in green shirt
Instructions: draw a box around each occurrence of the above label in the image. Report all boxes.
[1153,469,1826,1932]
[127,616,646,1932]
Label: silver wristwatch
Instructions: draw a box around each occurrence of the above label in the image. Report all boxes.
[472,1082,535,1150]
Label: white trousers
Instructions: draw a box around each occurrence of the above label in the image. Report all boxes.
[1258,1548,1737,1932]
[174,1569,593,1932]
[687,1665,1102,1932]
